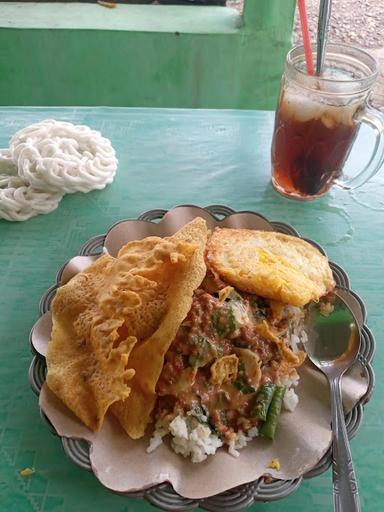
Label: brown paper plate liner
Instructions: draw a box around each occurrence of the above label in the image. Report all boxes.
[28,205,375,511]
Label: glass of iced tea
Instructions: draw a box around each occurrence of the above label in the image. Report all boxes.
[271,44,384,200]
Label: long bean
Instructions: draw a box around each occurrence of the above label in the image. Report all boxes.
[260,385,285,440]
[252,384,276,421]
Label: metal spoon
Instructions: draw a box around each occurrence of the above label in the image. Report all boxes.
[305,292,361,512]
[316,0,333,75]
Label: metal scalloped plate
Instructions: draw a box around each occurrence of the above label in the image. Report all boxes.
[29,204,376,511]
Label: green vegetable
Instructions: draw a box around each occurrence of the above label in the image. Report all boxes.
[228,289,243,302]
[252,383,276,421]
[190,404,209,424]
[209,417,223,439]
[214,391,230,409]
[215,393,224,409]
[188,336,223,368]
[260,385,285,440]
[216,345,224,357]
[212,306,236,338]
[190,335,211,350]
[188,354,203,367]
[233,378,256,394]
[251,297,268,320]
[254,297,268,308]
[190,405,222,439]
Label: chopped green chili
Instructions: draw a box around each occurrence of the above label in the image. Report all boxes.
[212,306,236,338]
[190,404,208,424]
[228,289,243,302]
[233,378,256,394]
[188,336,220,368]
[251,297,268,320]
[188,354,203,367]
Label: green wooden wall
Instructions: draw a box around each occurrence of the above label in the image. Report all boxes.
[0,1,296,109]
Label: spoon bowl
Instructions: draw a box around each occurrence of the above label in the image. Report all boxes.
[306,296,360,371]
[305,291,361,512]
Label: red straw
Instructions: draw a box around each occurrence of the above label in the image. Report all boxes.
[297,0,314,75]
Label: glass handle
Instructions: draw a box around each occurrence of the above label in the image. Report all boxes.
[336,104,384,189]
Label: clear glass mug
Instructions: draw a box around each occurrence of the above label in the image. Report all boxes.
[271,44,384,200]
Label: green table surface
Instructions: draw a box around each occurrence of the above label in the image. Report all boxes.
[0,107,382,512]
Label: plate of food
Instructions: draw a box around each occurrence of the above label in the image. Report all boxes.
[29,205,375,511]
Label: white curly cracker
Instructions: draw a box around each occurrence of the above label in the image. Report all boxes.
[0,148,17,175]
[0,174,63,221]
[10,119,118,193]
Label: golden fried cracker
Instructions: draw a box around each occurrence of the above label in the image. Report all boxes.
[210,354,239,386]
[47,218,207,432]
[47,260,137,431]
[112,218,208,438]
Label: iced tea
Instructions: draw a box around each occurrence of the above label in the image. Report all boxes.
[271,91,361,199]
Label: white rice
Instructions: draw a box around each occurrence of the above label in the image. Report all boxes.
[279,370,300,412]
[146,422,169,453]
[282,306,306,413]
[146,432,165,453]
[283,387,299,412]
[284,300,307,356]
[289,333,300,354]
[147,414,262,462]
[300,329,308,345]
[228,427,259,458]
[279,370,300,389]
[169,415,188,439]
[147,414,223,463]
[147,392,299,461]
[171,417,223,463]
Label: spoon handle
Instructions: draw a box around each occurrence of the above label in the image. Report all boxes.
[316,0,333,75]
[330,376,361,512]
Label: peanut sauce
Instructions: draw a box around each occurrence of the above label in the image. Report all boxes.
[155,282,300,441]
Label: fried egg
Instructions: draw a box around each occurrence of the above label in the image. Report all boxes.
[206,228,335,306]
